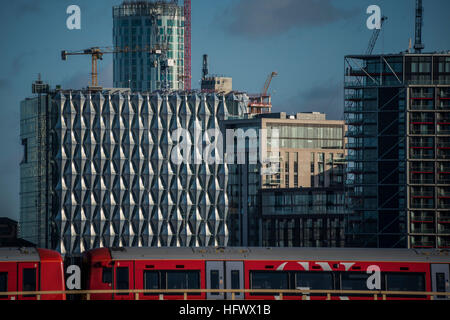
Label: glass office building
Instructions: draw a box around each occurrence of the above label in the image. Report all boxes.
[344,52,450,248]
[113,1,185,91]
[224,112,347,246]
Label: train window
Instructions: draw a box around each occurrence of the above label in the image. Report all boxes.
[436,273,446,299]
[0,273,7,294]
[296,272,333,290]
[167,271,200,290]
[341,272,369,290]
[231,270,240,290]
[23,268,36,297]
[143,271,159,295]
[210,270,220,295]
[116,267,129,295]
[251,271,289,290]
[385,273,425,292]
[102,267,112,284]
[436,273,445,293]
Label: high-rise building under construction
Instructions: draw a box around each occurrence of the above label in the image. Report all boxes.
[113,1,190,92]
[344,52,450,249]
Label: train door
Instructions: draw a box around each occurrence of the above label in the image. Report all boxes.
[0,263,17,300]
[113,261,134,300]
[18,262,39,300]
[206,261,224,300]
[431,264,449,300]
[225,261,244,300]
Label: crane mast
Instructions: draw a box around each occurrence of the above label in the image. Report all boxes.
[414,0,425,53]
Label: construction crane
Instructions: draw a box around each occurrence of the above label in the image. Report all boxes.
[262,72,278,97]
[414,0,425,53]
[61,45,165,88]
[366,16,388,55]
[248,72,278,114]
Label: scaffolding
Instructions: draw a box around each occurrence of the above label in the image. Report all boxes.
[344,53,450,249]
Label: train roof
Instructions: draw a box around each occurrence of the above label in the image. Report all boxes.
[0,247,40,262]
[95,247,450,263]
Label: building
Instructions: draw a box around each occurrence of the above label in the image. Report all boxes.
[344,52,450,249]
[113,1,187,92]
[20,79,248,254]
[224,112,347,246]
[0,218,35,247]
[260,188,346,247]
[201,76,233,94]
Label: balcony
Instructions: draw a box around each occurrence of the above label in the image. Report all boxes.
[438,225,450,235]
[437,149,450,159]
[410,149,435,160]
[411,239,436,248]
[410,177,435,185]
[438,213,450,223]
[437,97,450,110]
[410,213,434,223]
[410,225,436,234]
[410,191,434,198]
[410,200,435,209]
[410,123,435,135]
[437,124,450,135]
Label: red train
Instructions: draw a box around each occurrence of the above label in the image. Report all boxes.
[0,247,66,300]
[82,247,450,300]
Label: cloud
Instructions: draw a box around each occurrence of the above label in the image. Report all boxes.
[220,0,358,38]
[275,79,344,120]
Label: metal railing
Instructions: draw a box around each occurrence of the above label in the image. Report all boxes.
[0,289,449,300]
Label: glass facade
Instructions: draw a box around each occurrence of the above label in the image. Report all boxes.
[113,2,185,92]
[20,84,249,254]
[225,113,347,247]
[260,188,346,247]
[345,53,450,248]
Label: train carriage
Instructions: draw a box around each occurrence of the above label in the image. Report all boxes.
[82,247,450,300]
[0,247,66,300]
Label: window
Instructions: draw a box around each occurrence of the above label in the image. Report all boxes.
[23,268,36,297]
[167,271,200,290]
[251,271,289,290]
[231,270,240,290]
[436,273,446,293]
[210,270,220,295]
[0,273,7,294]
[385,273,425,292]
[116,267,129,295]
[102,267,112,284]
[296,272,333,290]
[341,272,369,290]
[144,271,159,290]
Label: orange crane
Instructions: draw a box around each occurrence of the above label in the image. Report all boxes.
[248,72,278,114]
[61,45,166,87]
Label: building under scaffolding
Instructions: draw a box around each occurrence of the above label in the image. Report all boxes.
[344,52,450,249]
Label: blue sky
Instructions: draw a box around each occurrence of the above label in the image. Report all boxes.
[1,0,449,221]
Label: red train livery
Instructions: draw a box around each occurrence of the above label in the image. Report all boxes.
[0,247,66,300]
[82,247,450,300]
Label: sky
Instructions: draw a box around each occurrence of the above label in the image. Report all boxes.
[0,0,450,221]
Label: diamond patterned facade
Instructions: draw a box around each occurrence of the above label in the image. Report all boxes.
[20,87,248,254]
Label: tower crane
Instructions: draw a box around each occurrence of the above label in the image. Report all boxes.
[366,16,387,55]
[61,45,166,88]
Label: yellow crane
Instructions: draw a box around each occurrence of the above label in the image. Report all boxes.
[61,45,166,87]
